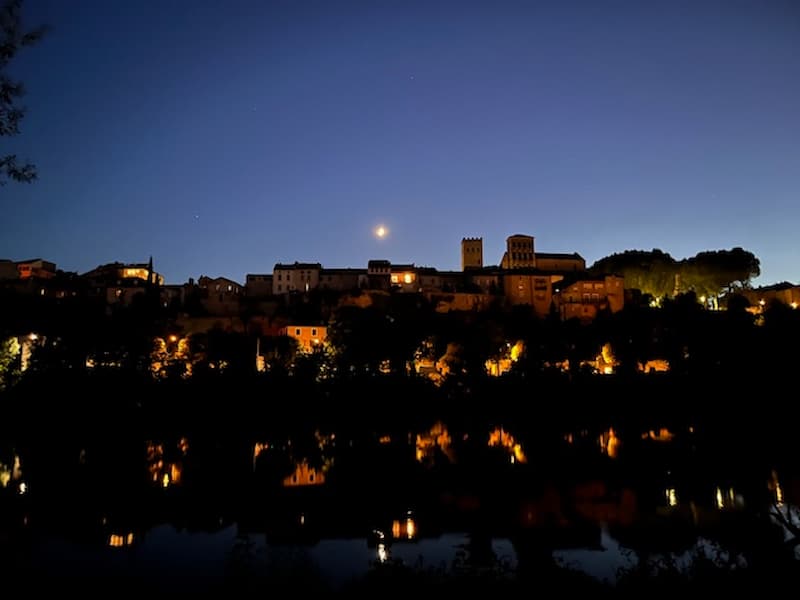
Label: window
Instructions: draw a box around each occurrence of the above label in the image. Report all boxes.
[311,328,317,336]
[295,328,301,336]
[278,274,282,281]
[309,473,314,482]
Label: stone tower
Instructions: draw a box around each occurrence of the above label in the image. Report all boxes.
[501,234,535,269]
[461,237,483,271]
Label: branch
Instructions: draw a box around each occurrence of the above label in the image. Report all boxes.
[0,153,36,184]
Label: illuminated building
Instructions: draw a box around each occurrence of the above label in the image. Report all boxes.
[15,258,56,279]
[740,281,800,311]
[553,275,625,321]
[461,237,483,270]
[272,262,321,294]
[82,261,164,286]
[501,234,536,269]
[534,252,586,272]
[389,264,417,292]
[279,324,327,352]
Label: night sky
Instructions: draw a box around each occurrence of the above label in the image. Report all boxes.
[2,0,798,285]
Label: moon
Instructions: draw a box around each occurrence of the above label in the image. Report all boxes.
[374,225,388,239]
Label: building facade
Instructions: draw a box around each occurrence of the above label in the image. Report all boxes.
[554,275,625,321]
[245,274,273,297]
[280,324,328,352]
[501,234,536,269]
[272,262,321,295]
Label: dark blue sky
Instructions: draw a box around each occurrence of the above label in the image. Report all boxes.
[2,0,798,285]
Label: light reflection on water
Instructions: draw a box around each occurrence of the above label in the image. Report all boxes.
[3,422,799,587]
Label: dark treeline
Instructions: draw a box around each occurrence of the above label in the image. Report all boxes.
[1,278,799,451]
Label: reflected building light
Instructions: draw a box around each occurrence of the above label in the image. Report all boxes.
[300,513,305,526]
[715,486,738,510]
[665,488,678,507]
[377,543,389,563]
[406,517,416,539]
[488,427,527,464]
[162,473,170,488]
[416,422,454,464]
[283,461,326,487]
[391,515,417,540]
[379,435,391,444]
[18,481,27,495]
[768,470,784,506]
[599,428,620,458]
[108,533,135,548]
[253,442,269,470]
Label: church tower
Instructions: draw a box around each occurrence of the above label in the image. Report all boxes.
[461,237,483,271]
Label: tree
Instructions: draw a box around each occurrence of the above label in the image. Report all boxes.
[1,0,46,184]
[590,249,677,298]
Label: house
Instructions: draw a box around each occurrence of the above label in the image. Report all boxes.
[553,275,625,321]
[280,324,327,352]
[273,262,321,295]
[198,276,243,316]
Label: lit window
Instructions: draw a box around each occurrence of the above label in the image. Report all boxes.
[403,273,413,284]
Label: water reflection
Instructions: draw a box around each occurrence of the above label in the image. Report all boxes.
[2,421,798,588]
[487,427,527,464]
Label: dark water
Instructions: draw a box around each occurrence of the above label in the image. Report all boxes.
[1,420,797,589]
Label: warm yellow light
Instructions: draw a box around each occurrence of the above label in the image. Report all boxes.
[406,517,416,539]
[375,225,388,239]
[162,473,170,488]
[666,488,678,507]
[403,273,412,284]
[377,543,388,563]
[792,302,798,309]
[169,335,178,343]
[759,299,765,306]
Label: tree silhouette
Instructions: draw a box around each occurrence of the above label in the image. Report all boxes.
[1,0,45,184]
